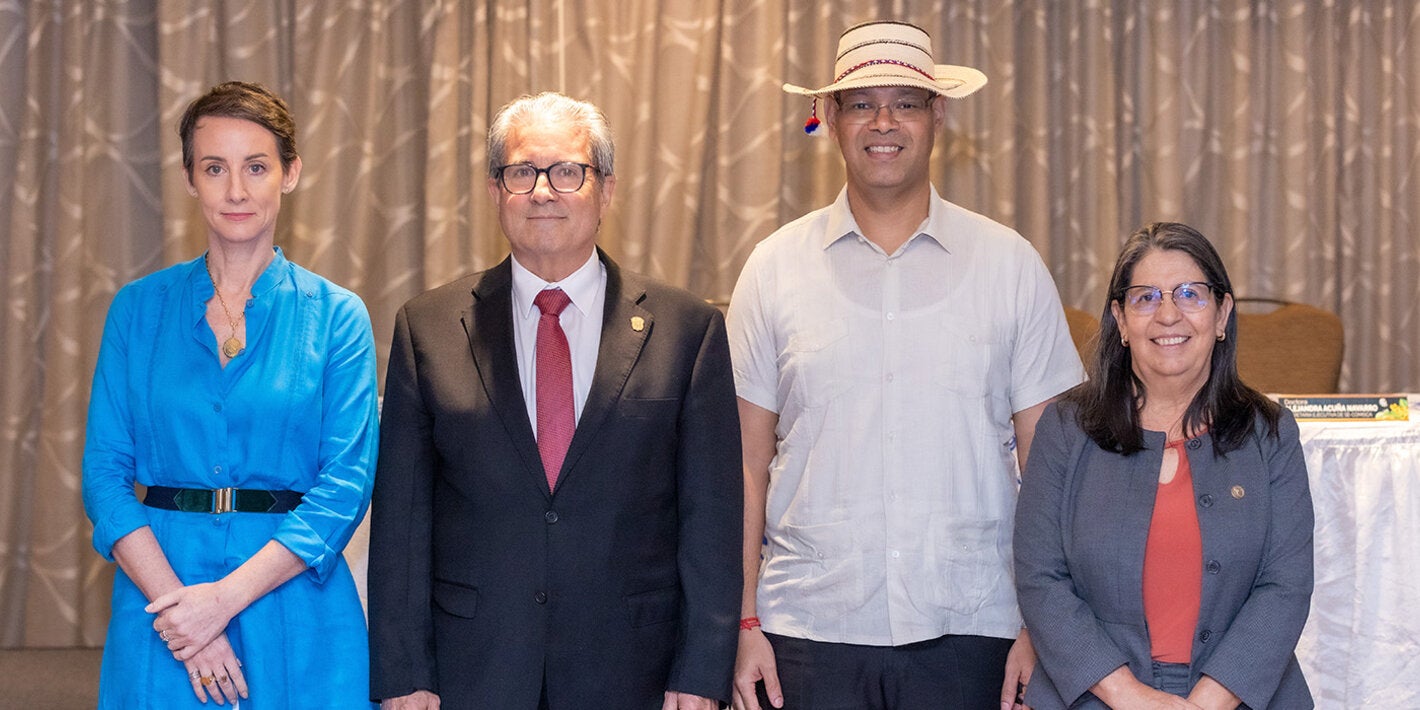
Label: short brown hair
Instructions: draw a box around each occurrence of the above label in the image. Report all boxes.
[178,81,298,175]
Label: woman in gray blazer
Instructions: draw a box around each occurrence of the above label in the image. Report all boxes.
[1015,222,1313,709]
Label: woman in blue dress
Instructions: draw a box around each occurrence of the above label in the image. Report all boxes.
[82,81,378,708]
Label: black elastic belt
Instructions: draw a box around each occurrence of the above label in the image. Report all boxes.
[143,485,303,514]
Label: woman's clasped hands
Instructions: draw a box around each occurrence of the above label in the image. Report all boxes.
[150,582,249,705]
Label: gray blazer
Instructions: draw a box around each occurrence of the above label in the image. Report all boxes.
[1014,401,1313,709]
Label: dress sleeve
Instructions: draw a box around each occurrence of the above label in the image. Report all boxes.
[82,285,153,560]
[1195,411,1314,708]
[1014,405,1132,705]
[272,293,381,583]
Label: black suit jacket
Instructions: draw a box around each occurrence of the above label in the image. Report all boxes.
[369,251,742,709]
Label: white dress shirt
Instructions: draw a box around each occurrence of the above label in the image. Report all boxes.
[511,251,607,431]
[728,188,1085,645]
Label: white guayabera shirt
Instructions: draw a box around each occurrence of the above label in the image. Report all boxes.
[728,187,1085,645]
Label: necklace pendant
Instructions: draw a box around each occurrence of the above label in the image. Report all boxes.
[222,337,245,359]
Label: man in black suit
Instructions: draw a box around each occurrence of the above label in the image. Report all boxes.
[369,91,742,710]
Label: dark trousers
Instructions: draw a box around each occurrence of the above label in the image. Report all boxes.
[756,632,1014,710]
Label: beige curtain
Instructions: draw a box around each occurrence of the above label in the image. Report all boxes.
[3,0,1417,646]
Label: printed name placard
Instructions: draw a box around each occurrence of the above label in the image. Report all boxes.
[1277,395,1409,422]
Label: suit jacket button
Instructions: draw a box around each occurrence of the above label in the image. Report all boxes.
[1206,560,1221,574]
[534,591,548,604]
[1198,629,1212,642]
[1187,438,1203,450]
[1198,494,1214,507]
[545,510,559,524]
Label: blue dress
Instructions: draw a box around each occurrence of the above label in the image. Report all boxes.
[82,248,379,709]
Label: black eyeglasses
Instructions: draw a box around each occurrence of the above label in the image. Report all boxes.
[494,162,598,194]
[1117,282,1220,315]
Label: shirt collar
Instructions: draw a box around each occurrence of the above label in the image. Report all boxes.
[821,186,954,255]
[511,250,602,318]
[191,246,289,301]
[251,246,288,298]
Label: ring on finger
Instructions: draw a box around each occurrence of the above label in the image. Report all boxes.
[158,629,170,642]
[189,670,200,680]
[218,675,229,683]
[201,675,214,686]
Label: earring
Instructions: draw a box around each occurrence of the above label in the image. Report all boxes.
[1217,333,1226,342]
[1121,338,1129,347]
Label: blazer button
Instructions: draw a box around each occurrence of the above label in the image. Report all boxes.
[1198,494,1214,507]
[534,591,548,604]
[1198,629,1212,643]
[1206,560,1221,574]
[1187,438,1203,450]
[545,510,559,524]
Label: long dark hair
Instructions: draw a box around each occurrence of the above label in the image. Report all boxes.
[1065,222,1279,455]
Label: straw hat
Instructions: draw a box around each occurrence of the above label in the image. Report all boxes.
[783,20,987,134]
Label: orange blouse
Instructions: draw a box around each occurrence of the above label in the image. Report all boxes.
[1142,439,1203,663]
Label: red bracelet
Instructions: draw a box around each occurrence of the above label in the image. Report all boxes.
[739,616,761,631]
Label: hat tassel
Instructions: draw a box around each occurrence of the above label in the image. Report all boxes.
[803,98,821,134]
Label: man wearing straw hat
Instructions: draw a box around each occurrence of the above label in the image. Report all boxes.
[726,20,1084,710]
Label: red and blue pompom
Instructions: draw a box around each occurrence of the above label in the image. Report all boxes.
[803,99,821,134]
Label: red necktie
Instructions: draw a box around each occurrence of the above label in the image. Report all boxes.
[534,289,575,490]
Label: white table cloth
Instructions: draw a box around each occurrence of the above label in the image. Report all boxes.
[1296,408,1420,709]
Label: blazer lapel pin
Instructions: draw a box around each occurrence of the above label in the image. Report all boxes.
[630,316,645,332]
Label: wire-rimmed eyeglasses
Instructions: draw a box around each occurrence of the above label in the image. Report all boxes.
[494,161,598,194]
[1117,282,1220,315]
[835,95,935,125]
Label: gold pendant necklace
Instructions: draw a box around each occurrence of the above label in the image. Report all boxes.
[205,255,247,359]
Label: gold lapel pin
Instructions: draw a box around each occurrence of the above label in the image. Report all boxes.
[630,316,645,332]
[1231,485,1245,499]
